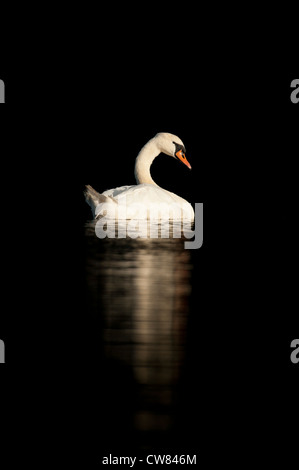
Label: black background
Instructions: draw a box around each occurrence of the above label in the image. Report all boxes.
[0,50,298,468]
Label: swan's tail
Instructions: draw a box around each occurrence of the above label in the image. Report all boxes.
[84,185,117,218]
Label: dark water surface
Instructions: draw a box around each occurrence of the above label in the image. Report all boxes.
[84,221,206,454]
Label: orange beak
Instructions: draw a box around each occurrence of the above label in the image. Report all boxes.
[175,150,192,169]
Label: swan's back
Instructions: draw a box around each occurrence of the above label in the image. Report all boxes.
[102,184,194,220]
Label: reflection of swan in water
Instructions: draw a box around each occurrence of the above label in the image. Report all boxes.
[84,133,194,221]
[85,233,192,436]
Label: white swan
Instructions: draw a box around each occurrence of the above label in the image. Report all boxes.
[85,133,194,221]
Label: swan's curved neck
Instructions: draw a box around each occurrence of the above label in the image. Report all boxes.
[134,138,160,185]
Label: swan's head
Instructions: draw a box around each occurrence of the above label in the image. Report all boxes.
[154,132,191,170]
